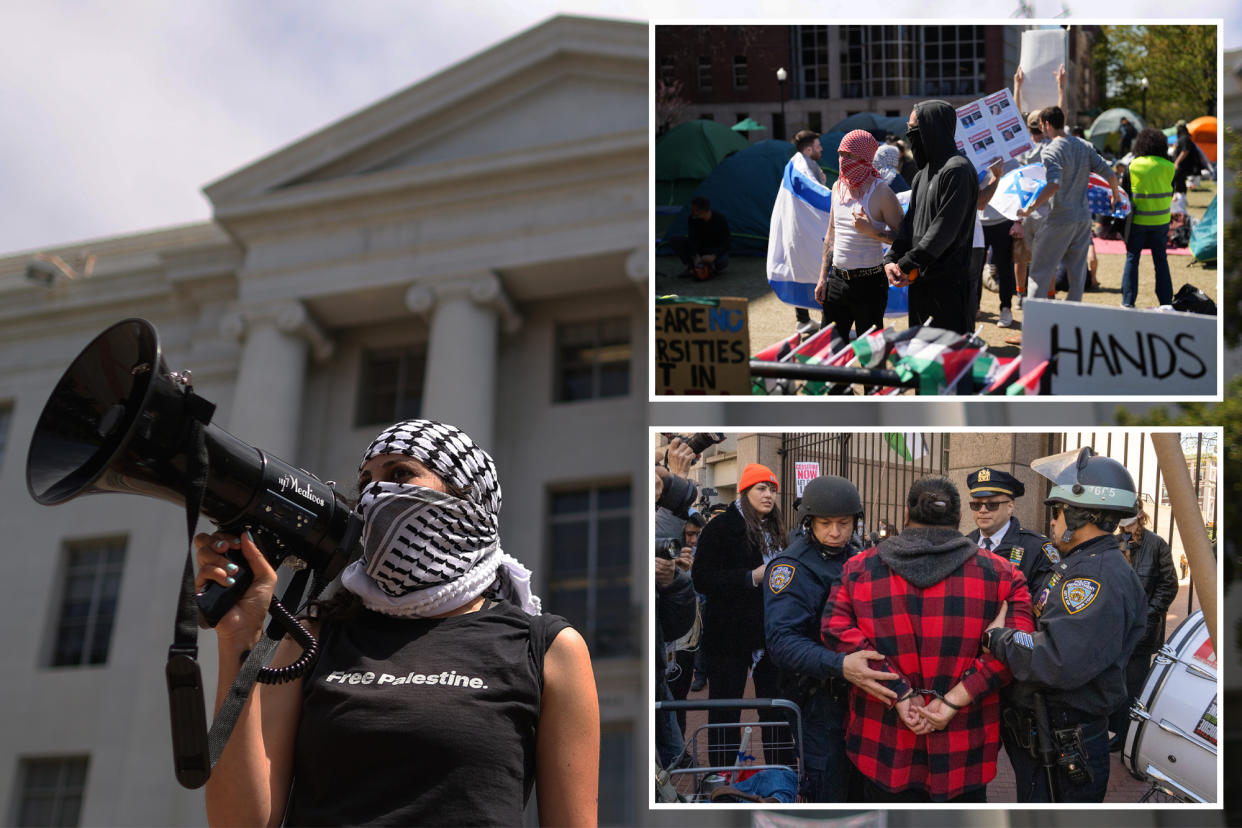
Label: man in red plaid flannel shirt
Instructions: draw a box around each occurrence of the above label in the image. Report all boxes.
[823,476,1035,802]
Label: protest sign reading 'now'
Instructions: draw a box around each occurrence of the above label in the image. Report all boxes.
[1020,299,1216,396]
[655,296,750,395]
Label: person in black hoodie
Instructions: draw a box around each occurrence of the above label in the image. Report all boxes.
[884,101,980,335]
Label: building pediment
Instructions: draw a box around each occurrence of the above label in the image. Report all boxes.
[203,16,646,220]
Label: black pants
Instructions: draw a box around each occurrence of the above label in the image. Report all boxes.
[1108,650,1153,738]
[666,236,729,273]
[705,650,788,768]
[1006,712,1110,802]
[822,270,888,339]
[982,220,1016,309]
[908,274,970,335]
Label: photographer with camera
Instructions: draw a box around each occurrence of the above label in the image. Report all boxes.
[195,419,599,827]
[654,437,705,768]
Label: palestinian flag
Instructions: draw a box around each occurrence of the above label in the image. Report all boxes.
[891,328,984,395]
[1006,360,1048,395]
[976,355,1022,394]
[884,432,928,461]
[753,332,801,363]
[896,346,983,395]
[850,328,895,369]
[801,335,858,396]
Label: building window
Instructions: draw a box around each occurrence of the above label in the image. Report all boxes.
[51,539,125,667]
[921,25,985,97]
[700,112,714,121]
[696,56,712,92]
[356,344,427,427]
[546,484,632,658]
[659,55,676,86]
[732,55,748,90]
[16,757,88,827]
[598,723,635,825]
[798,25,832,99]
[807,111,822,133]
[0,403,11,471]
[554,318,631,402]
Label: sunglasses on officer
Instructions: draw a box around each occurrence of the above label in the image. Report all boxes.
[967,499,1012,512]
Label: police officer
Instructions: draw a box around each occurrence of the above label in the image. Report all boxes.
[965,467,1059,595]
[763,475,898,802]
[982,448,1147,802]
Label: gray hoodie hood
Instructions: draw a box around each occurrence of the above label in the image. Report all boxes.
[877,526,977,588]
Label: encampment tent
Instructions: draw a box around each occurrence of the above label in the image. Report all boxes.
[827,113,911,141]
[1086,108,1145,153]
[1189,195,1217,263]
[1188,116,1217,163]
[655,120,751,206]
[661,140,808,256]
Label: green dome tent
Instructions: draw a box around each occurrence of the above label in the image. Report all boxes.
[660,140,812,256]
[655,120,750,206]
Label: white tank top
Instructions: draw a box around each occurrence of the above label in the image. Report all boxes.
[832,177,885,270]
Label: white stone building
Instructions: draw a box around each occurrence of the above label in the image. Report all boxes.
[0,16,650,826]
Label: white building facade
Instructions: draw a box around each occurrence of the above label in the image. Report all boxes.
[0,16,650,826]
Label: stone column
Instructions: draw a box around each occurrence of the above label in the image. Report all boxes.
[947,432,1052,537]
[405,272,520,453]
[220,301,332,461]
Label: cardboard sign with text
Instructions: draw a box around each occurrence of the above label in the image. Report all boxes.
[1020,299,1216,396]
[655,296,750,395]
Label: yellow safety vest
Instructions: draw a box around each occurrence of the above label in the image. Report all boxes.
[1129,156,1175,226]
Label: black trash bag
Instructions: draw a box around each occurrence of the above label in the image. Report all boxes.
[1171,283,1216,315]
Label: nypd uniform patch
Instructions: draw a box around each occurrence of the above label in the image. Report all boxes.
[1062,578,1100,614]
[1042,543,1061,565]
[1014,631,1034,649]
[1034,587,1050,619]
[768,564,795,594]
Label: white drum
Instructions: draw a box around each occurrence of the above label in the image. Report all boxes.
[1123,609,1217,802]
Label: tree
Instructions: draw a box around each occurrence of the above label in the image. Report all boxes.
[656,79,689,138]
[1094,25,1216,126]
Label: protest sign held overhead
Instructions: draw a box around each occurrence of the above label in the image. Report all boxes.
[955,89,1031,171]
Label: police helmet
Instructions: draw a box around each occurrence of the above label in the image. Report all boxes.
[798,475,863,522]
[1031,447,1139,516]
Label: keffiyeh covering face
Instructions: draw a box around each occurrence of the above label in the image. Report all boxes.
[838,129,880,193]
[340,419,540,616]
[873,144,900,185]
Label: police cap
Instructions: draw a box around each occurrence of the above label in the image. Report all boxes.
[967,467,1024,499]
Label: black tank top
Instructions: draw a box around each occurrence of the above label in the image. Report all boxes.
[286,601,568,826]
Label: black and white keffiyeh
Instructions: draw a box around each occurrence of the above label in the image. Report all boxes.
[340,419,539,617]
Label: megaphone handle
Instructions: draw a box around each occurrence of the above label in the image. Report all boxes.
[196,551,254,628]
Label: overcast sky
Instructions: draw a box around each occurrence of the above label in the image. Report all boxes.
[1,1,1234,255]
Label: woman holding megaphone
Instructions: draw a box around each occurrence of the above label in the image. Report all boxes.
[195,419,599,827]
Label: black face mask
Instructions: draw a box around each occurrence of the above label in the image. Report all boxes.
[906,125,927,169]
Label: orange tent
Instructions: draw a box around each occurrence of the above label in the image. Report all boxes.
[1187,116,1217,163]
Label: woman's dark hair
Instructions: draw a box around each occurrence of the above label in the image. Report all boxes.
[906,476,961,527]
[738,485,787,556]
[1132,127,1169,160]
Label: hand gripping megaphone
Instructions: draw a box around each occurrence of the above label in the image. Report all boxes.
[26,317,361,787]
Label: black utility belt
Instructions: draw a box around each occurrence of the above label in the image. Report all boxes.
[1015,705,1101,728]
[832,265,886,281]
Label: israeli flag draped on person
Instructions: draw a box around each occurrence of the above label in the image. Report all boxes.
[766,156,832,309]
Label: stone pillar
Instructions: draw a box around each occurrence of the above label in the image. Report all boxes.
[405,272,520,453]
[947,432,1053,537]
[220,301,332,461]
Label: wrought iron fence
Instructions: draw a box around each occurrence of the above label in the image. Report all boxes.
[778,432,950,537]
